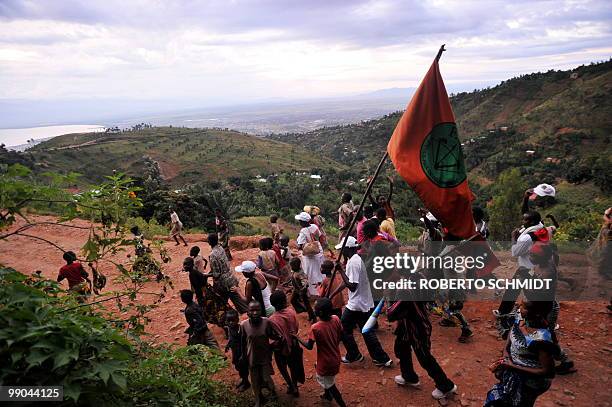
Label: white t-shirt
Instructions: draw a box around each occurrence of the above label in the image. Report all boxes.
[345,253,374,312]
[511,224,544,271]
[261,282,272,310]
[170,212,180,224]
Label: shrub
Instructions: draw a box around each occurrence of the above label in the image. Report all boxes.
[395,220,422,242]
[487,168,526,240]
[0,268,244,406]
[127,217,168,240]
[0,268,131,404]
[125,344,240,407]
[556,211,604,242]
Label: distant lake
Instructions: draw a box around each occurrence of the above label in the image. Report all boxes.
[0,125,105,149]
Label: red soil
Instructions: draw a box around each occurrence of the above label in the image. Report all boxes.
[0,216,610,407]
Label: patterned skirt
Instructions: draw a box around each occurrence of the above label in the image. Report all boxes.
[485,368,551,407]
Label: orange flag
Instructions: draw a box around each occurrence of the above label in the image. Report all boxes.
[387,57,475,239]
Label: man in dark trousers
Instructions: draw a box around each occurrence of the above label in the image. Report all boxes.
[389,296,458,401]
[207,233,248,313]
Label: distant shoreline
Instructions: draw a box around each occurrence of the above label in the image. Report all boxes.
[0,124,105,149]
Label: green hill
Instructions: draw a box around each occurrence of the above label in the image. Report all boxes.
[28,127,344,185]
[268,59,612,184]
[453,60,612,140]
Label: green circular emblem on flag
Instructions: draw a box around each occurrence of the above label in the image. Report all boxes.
[420,122,466,188]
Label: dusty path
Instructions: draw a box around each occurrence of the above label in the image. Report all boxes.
[0,216,610,407]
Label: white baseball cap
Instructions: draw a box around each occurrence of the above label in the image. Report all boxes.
[533,183,556,197]
[235,260,257,273]
[295,212,311,222]
[335,235,359,249]
[420,212,438,223]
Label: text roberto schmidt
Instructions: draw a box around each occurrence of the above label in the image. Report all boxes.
[370,253,553,291]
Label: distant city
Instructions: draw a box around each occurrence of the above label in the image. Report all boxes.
[111,96,410,136]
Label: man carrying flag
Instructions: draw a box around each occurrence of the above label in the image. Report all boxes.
[386,47,499,347]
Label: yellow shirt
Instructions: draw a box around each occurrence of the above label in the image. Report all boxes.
[380,218,396,238]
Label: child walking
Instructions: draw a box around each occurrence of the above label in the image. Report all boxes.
[318,259,345,318]
[57,251,92,303]
[288,257,316,322]
[224,309,250,392]
[294,298,347,407]
[257,237,280,291]
[485,300,559,407]
[180,289,219,349]
[269,290,305,396]
[240,301,282,407]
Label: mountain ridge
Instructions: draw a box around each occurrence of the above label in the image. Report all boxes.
[267,59,611,181]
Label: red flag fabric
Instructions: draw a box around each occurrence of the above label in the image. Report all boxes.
[387,58,475,239]
[466,234,501,278]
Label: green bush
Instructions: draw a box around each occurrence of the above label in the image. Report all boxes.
[127,217,168,240]
[555,211,604,242]
[487,168,526,240]
[0,268,131,404]
[126,344,241,407]
[395,220,422,242]
[0,268,243,406]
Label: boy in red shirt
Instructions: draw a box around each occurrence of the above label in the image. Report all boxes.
[57,251,92,301]
[294,298,346,407]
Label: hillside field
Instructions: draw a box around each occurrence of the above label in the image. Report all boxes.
[27,127,344,185]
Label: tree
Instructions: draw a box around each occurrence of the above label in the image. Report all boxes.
[0,164,171,335]
[142,156,164,194]
[487,168,526,240]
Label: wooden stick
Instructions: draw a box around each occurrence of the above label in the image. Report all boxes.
[324,151,389,297]
[436,44,446,62]
[324,44,448,297]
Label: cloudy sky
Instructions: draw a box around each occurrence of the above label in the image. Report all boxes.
[0,0,610,109]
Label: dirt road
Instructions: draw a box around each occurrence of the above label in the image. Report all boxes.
[1,216,610,406]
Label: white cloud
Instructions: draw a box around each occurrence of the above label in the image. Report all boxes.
[0,0,609,103]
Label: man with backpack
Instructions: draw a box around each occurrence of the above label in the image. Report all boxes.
[494,189,552,337]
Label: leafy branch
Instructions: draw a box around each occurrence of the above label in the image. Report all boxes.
[0,164,172,337]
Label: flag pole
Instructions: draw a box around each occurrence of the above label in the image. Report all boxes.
[435,44,446,62]
[324,44,447,298]
[325,150,388,297]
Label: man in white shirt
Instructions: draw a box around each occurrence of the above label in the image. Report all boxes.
[169,208,188,246]
[334,236,392,367]
[495,208,544,336]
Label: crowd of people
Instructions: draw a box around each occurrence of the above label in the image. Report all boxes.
[55,186,611,407]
